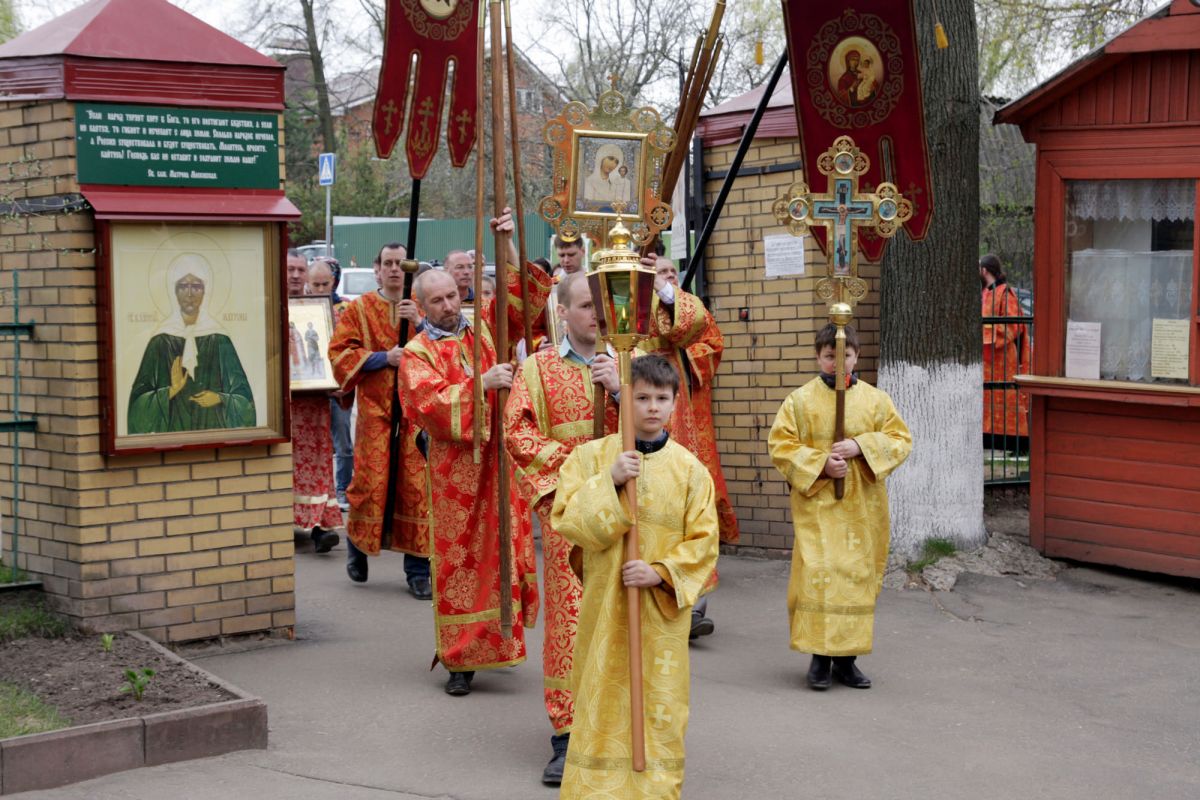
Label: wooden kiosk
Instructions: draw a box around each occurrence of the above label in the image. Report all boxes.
[995,0,1200,578]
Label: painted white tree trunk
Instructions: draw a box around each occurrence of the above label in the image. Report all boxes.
[878,361,987,559]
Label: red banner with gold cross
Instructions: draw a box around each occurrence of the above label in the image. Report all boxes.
[373,0,480,179]
[781,1,933,260]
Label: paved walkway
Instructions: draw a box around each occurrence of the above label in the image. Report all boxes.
[23,547,1200,799]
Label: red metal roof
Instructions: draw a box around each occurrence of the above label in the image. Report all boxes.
[82,186,300,221]
[696,66,798,146]
[0,0,281,69]
[995,0,1200,126]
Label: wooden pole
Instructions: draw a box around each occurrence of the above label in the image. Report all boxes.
[489,0,514,638]
[834,324,846,499]
[472,4,486,465]
[502,0,533,350]
[617,349,645,772]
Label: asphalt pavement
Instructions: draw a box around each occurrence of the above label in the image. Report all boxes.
[20,544,1200,799]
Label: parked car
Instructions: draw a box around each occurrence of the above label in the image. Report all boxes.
[295,242,334,263]
[337,267,377,300]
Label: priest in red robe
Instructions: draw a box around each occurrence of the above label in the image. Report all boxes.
[504,270,620,784]
[328,244,431,597]
[400,210,552,696]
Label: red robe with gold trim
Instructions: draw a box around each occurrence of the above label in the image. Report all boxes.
[982,283,1030,438]
[290,393,344,530]
[328,292,430,557]
[400,263,551,672]
[504,346,619,733]
[641,290,740,544]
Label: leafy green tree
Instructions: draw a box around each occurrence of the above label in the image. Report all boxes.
[0,0,21,44]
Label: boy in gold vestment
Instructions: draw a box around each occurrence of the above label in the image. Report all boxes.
[552,355,719,800]
[768,324,912,690]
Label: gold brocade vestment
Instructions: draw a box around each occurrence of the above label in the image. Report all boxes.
[768,377,912,656]
[552,435,719,800]
[503,347,619,734]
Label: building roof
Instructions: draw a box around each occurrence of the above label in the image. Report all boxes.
[0,0,280,69]
[995,0,1198,126]
[695,65,798,145]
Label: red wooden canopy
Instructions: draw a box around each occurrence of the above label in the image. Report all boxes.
[0,0,284,110]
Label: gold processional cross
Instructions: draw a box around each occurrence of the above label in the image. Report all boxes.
[772,135,913,500]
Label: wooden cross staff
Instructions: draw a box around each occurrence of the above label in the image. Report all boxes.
[772,136,912,499]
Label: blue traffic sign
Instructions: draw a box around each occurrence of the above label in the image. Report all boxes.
[318,153,336,186]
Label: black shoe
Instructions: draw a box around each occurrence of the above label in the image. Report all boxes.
[542,732,569,785]
[445,671,474,696]
[832,656,871,689]
[807,655,832,690]
[311,528,340,554]
[408,576,432,601]
[346,551,368,583]
[689,610,715,641]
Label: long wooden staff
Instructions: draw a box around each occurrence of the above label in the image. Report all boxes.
[833,315,848,499]
[502,0,532,350]
[617,350,646,772]
[472,3,486,466]
[490,0,514,638]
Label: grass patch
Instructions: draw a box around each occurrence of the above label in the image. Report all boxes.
[0,593,68,643]
[907,537,957,573]
[0,682,68,738]
[0,557,29,584]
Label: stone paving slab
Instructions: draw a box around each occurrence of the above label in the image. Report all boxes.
[19,550,1200,799]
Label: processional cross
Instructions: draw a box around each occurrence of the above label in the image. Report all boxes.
[773,136,912,499]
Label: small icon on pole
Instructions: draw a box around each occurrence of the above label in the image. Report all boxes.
[319,153,337,186]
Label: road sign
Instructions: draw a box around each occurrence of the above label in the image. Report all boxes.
[319,153,337,186]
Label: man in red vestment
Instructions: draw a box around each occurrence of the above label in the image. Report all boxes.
[400,210,551,697]
[638,255,738,637]
[504,271,620,784]
[328,244,431,598]
[287,250,342,553]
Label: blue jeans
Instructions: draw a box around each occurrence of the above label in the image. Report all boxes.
[329,397,353,493]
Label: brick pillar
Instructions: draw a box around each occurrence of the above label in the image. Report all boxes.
[700,137,882,557]
[0,99,295,642]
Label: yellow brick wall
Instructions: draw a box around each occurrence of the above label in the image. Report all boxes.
[0,99,295,642]
[701,138,881,555]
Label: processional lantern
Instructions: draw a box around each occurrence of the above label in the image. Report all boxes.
[772,135,912,499]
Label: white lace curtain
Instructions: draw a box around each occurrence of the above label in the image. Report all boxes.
[1069,179,1194,222]
[1068,249,1193,381]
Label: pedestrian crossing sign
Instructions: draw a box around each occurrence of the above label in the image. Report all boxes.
[318,153,336,186]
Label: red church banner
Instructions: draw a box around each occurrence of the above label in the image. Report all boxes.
[781,1,933,260]
[373,0,480,179]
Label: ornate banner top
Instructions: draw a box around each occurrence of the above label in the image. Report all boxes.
[781,1,933,260]
[372,0,480,179]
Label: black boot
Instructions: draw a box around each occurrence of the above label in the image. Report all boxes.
[311,527,340,554]
[542,732,569,785]
[807,654,832,690]
[445,670,474,696]
[832,656,871,689]
[346,539,368,583]
[689,608,715,640]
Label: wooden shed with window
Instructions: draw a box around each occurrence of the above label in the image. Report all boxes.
[995,0,1200,578]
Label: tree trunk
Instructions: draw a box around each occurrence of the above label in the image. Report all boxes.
[300,0,337,153]
[878,0,985,557]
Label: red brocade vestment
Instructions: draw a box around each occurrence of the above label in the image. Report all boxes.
[290,393,344,531]
[328,291,430,556]
[400,263,551,671]
[505,347,619,732]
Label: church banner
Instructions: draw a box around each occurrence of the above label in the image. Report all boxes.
[372,0,481,179]
[781,1,933,260]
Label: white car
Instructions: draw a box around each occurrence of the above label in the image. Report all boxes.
[337,268,378,301]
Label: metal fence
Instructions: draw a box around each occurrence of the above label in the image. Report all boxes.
[983,286,1034,486]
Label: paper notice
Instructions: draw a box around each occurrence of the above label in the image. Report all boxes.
[1065,320,1101,380]
[764,234,805,278]
[1151,318,1190,380]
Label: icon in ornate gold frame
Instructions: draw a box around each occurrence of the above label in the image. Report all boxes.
[538,87,675,248]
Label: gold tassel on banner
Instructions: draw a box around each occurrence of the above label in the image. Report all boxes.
[755,39,764,66]
[934,22,949,49]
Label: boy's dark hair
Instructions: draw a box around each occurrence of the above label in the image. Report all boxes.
[554,235,582,251]
[979,253,1005,283]
[376,242,406,264]
[631,354,679,395]
[814,323,860,353]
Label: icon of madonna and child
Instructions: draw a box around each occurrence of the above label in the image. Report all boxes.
[828,37,885,109]
[127,253,256,434]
